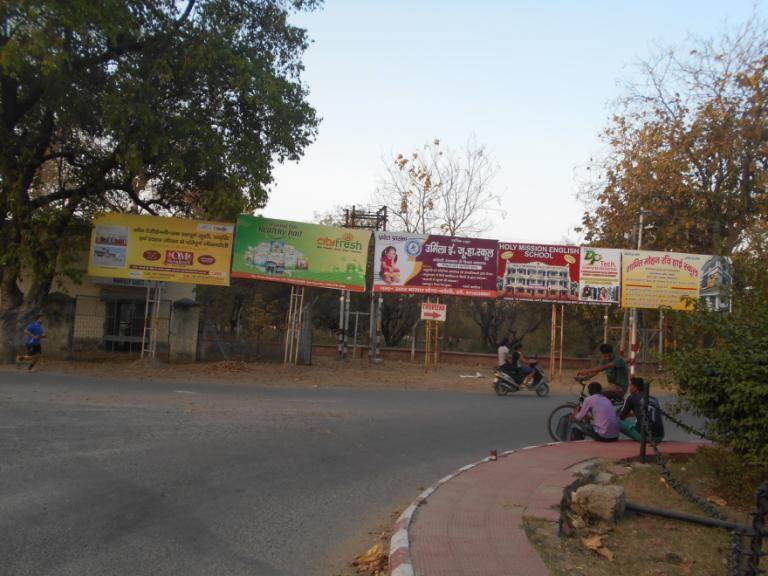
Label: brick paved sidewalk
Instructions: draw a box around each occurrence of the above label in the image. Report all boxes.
[402,441,700,576]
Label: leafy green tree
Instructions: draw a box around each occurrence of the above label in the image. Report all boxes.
[0,0,320,360]
[578,19,768,257]
[667,291,768,464]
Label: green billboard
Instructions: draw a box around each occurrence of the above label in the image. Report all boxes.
[231,216,371,291]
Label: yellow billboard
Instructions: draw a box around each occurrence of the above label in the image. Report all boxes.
[87,214,234,286]
[621,250,708,310]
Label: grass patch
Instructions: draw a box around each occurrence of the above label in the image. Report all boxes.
[526,448,766,576]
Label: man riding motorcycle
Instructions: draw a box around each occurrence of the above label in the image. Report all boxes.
[498,341,535,388]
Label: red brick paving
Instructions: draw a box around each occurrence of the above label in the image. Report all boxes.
[408,441,699,576]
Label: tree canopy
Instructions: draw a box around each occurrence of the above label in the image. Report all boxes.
[0,0,320,358]
[579,20,768,258]
[376,136,502,236]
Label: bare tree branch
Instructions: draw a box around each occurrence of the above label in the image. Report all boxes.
[375,136,502,236]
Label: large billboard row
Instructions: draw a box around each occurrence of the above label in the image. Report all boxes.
[88,214,732,310]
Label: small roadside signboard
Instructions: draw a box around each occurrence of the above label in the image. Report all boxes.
[421,302,447,322]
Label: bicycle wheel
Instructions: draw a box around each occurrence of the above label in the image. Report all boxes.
[547,403,577,441]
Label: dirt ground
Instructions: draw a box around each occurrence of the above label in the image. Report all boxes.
[0,355,575,393]
[1,355,676,396]
[527,455,763,576]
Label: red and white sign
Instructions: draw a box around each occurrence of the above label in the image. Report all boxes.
[165,250,194,266]
[421,302,447,322]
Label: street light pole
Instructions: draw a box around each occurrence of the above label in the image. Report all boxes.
[629,208,645,377]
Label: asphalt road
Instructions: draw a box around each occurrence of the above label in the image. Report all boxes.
[0,370,689,576]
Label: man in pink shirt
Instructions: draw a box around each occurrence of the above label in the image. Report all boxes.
[570,382,620,442]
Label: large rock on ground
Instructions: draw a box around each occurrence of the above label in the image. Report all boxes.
[571,483,626,523]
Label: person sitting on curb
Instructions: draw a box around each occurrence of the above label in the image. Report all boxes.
[576,343,629,401]
[570,381,620,442]
[619,377,665,443]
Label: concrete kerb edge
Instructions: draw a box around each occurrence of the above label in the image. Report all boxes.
[387,441,564,576]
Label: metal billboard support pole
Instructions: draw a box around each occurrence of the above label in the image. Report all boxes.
[343,290,351,358]
[338,290,346,359]
[368,293,383,363]
[549,303,556,381]
[424,297,431,371]
[284,285,305,365]
[351,311,360,360]
[658,308,664,370]
[433,296,440,368]
[338,289,351,360]
[368,293,376,361]
[141,281,163,360]
[549,303,564,383]
[559,304,565,381]
[619,309,629,356]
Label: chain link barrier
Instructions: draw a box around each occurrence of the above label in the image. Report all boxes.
[652,406,768,575]
[658,406,711,441]
[639,402,749,575]
[643,410,729,522]
[746,482,767,576]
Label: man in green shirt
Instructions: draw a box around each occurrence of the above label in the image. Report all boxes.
[577,343,629,400]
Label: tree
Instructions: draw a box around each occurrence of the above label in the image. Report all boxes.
[667,289,768,464]
[376,136,502,235]
[578,19,768,258]
[0,0,320,360]
[463,299,545,352]
[375,136,504,347]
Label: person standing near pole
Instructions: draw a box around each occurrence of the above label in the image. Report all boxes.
[18,314,45,371]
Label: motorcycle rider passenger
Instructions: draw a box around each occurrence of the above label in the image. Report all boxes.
[511,343,535,387]
[497,338,510,368]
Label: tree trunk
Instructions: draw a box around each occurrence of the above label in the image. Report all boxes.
[0,272,55,363]
[0,266,24,363]
[381,295,420,347]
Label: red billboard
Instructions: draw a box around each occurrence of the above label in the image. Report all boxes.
[497,243,580,303]
[373,232,498,297]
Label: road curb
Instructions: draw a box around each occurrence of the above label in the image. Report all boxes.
[387,441,564,576]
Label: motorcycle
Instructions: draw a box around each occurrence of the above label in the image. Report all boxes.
[493,361,550,397]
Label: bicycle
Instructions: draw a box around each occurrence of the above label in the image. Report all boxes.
[546,376,624,441]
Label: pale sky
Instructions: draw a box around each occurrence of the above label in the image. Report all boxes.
[266,0,761,243]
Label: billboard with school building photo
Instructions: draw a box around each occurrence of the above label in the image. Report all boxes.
[497,243,580,303]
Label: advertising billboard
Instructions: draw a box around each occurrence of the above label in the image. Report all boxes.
[231,216,371,291]
[621,250,707,310]
[578,247,621,304]
[87,213,234,286]
[622,250,733,311]
[372,232,497,297]
[497,243,580,303]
